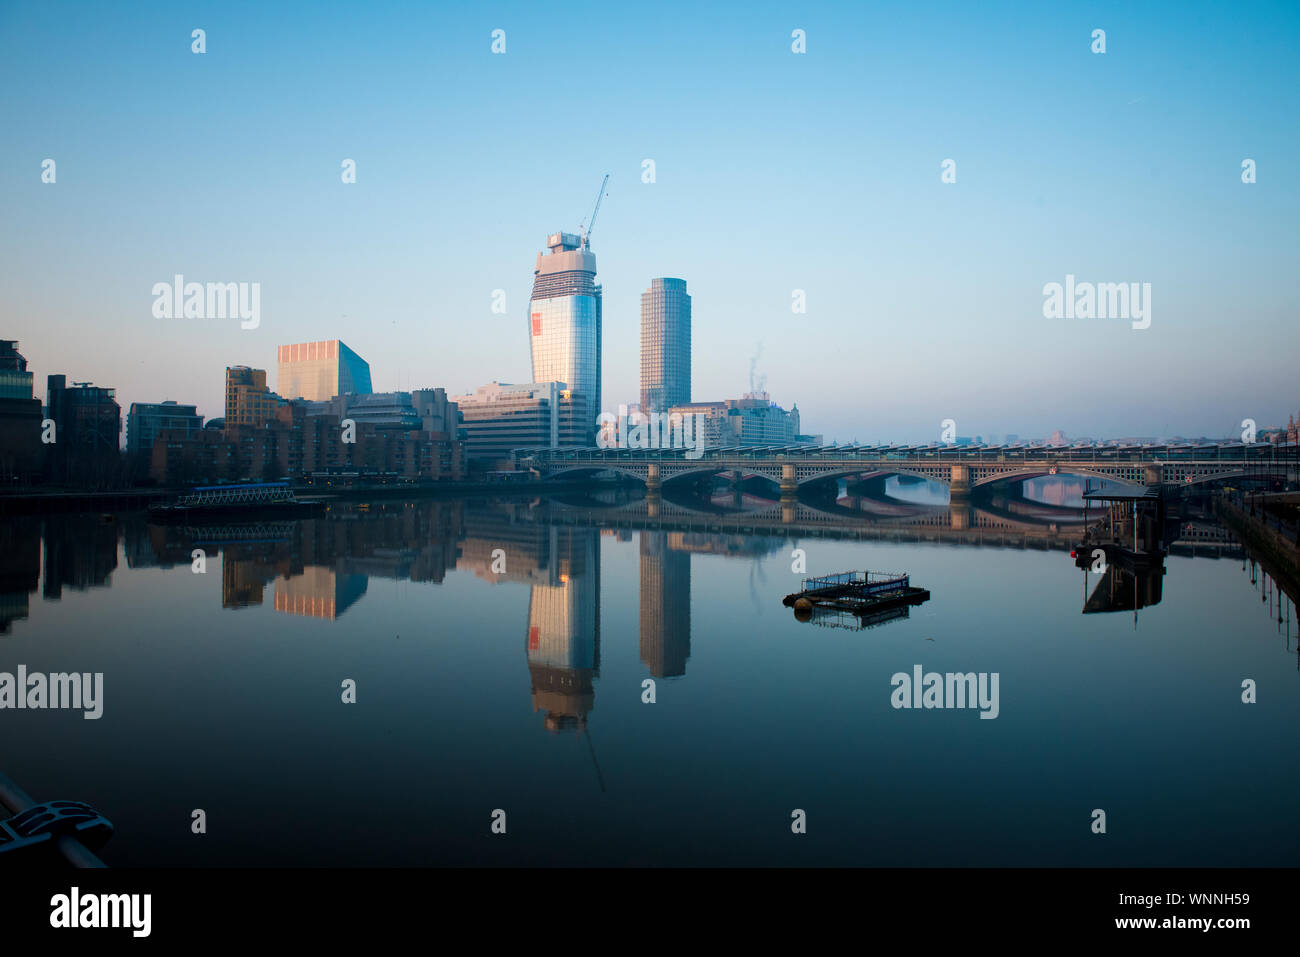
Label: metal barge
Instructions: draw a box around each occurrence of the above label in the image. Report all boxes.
[782,570,930,620]
[147,482,325,524]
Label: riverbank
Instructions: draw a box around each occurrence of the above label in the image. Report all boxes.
[0,478,629,516]
[1214,494,1300,602]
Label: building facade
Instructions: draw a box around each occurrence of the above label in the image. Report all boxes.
[276,339,372,402]
[126,401,202,459]
[640,278,691,413]
[45,374,121,484]
[0,341,44,483]
[667,392,814,449]
[225,366,285,429]
[453,381,589,466]
[529,232,601,440]
[154,389,463,486]
[303,388,459,435]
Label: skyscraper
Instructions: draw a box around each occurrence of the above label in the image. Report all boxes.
[529,232,601,440]
[640,278,691,413]
[276,339,372,402]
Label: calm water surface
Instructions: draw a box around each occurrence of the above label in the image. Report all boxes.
[2,483,1297,866]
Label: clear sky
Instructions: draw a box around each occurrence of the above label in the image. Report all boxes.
[2,0,1297,442]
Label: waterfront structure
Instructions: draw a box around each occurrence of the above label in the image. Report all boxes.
[276,340,372,402]
[225,366,285,429]
[529,232,601,440]
[45,374,121,483]
[126,401,202,459]
[0,341,44,483]
[453,381,588,466]
[640,278,691,414]
[152,390,463,485]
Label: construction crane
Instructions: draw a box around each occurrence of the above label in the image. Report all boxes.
[580,173,610,250]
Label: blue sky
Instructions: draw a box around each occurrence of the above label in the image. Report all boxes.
[2,0,1297,442]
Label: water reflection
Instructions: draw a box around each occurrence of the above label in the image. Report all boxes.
[639,531,689,678]
[8,491,1298,684]
[522,528,599,733]
[7,487,1300,867]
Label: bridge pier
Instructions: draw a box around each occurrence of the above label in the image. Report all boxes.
[780,464,797,498]
[949,464,971,502]
[727,470,743,506]
[846,474,890,498]
[646,463,661,494]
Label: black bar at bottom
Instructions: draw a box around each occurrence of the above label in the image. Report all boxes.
[0,867,1285,943]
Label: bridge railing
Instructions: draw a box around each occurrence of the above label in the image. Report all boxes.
[517,443,1297,471]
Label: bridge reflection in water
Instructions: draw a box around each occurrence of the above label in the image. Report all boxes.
[12,486,1290,744]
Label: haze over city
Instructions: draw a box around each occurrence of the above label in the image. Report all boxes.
[3,0,1297,442]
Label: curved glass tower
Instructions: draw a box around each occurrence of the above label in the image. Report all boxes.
[529,232,601,441]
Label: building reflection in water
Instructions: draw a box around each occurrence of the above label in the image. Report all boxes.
[639,531,691,677]
[43,514,118,600]
[212,503,462,614]
[524,528,600,733]
[0,516,40,634]
[274,566,367,619]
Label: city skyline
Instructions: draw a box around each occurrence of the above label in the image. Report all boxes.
[3,2,1298,443]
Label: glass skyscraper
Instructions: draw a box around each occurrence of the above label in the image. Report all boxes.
[639,278,691,413]
[529,232,601,440]
[276,339,372,402]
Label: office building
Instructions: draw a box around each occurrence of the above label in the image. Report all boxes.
[276,339,372,402]
[0,341,44,483]
[305,388,459,435]
[45,374,121,483]
[126,401,203,459]
[529,232,601,439]
[153,390,463,485]
[640,278,691,413]
[453,381,589,466]
[668,392,815,448]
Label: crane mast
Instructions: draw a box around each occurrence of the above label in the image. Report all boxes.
[580,174,610,250]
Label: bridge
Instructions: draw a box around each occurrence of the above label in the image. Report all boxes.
[519,492,1098,550]
[515,443,1298,497]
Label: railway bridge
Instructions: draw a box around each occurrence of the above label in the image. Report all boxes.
[515,443,1296,497]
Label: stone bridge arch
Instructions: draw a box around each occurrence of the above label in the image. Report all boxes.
[794,465,949,488]
[971,466,1147,489]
